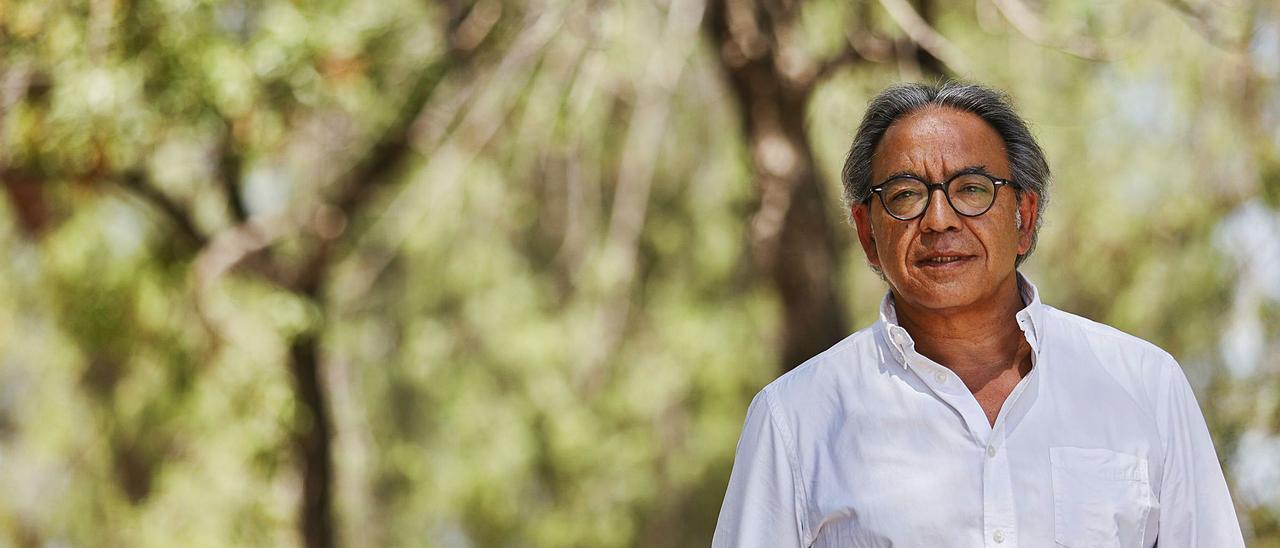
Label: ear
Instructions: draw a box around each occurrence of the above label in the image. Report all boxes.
[852,202,882,270]
[1015,190,1039,255]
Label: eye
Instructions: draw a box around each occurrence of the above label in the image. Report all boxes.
[889,189,918,202]
[950,174,995,196]
[882,178,926,204]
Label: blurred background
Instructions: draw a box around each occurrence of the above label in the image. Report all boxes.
[0,0,1278,546]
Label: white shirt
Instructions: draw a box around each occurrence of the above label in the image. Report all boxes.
[712,275,1243,548]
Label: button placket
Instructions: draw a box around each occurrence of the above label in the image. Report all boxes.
[982,430,1016,547]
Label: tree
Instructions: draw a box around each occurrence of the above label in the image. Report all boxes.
[1,0,1277,545]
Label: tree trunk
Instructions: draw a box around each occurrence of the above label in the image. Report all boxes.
[289,330,335,548]
[704,0,848,372]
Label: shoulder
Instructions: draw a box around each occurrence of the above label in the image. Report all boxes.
[1043,305,1176,361]
[757,323,883,422]
[1040,305,1183,399]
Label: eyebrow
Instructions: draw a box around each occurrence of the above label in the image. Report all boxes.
[883,164,991,181]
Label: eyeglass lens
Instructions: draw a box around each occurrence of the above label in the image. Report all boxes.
[881,174,997,219]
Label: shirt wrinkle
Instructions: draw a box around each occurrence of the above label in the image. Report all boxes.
[761,387,813,546]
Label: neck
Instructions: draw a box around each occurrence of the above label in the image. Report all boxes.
[892,274,1029,379]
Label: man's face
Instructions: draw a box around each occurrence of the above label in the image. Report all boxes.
[852,106,1038,312]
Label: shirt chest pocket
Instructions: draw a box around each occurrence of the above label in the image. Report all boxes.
[1050,447,1155,548]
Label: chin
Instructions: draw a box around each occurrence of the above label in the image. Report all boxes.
[917,288,983,311]
[893,268,987,310]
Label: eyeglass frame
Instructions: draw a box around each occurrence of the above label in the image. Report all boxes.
[867,170,1016,221]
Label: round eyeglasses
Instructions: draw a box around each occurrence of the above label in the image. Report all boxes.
[869,172,1013,221]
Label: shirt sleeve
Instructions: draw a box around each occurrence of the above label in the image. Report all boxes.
[712,388,809,548]
[1153,353,1245,547]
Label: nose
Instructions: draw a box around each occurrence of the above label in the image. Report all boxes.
[918,187,961,233]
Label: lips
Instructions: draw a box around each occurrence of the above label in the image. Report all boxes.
[914,253,976,267]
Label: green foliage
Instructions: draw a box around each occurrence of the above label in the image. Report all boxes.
[1,0,1278,546]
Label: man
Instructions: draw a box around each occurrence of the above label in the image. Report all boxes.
[711,82,1244,547]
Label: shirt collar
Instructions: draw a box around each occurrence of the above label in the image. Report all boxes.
[878,272,1045,368]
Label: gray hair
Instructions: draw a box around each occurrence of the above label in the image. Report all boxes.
[840,81,1051,265]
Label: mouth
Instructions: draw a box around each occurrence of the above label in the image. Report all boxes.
[914,254,976,269]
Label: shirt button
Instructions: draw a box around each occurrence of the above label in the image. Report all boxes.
[993,529,1005,543]
[934,371,947,384]
[987,445,997,458]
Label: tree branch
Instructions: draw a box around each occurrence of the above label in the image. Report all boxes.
[323,0,502,221]
[217,118,249,223]
[812,30,898,84]
[328,8,566,306]
[1161,0,1242,50]
[988,0,1107,60]
[326,61,454,221]
[877,0,970,75]
[813,44,863,83]
[119,170,207,248]
[577,0,705,396]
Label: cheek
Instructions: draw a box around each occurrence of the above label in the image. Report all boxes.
[870,218,913,257]
[998,225,1024,260]
[886,229,917,268]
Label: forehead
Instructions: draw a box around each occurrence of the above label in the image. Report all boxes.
[872,106,1009,179]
